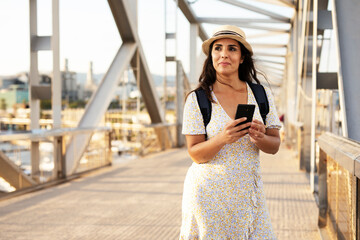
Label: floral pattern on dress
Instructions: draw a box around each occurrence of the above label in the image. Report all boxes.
[180,82,281,240]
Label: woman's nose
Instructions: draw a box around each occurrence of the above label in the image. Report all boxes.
[221,50,228,58]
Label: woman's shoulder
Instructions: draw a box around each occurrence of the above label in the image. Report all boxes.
[261,84,275,99]
[185,91,197,104]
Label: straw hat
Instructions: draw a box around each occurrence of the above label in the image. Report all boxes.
[202,25,253,56]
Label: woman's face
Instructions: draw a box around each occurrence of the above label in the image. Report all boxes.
[211,38,243,77]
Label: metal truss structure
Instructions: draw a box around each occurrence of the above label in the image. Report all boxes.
[9,0,359,186]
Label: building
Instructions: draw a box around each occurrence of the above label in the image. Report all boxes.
[0,84,28,110]
[62,59,78,101]
[84,61,97,100]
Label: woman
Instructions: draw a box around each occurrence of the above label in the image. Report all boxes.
[180,25,281,239]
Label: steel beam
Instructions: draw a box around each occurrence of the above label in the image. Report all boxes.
[108,0,164,123]
[51,0,61,129]
[190,23,198,84]
[198,17,290,24]
[310,0,318,192]
[31,85,51,100]
[66,0,170,174]
[255,52,286,58]
[176,61,185,147]
[276,0,296,8]
[178,0,208,41]
[108,0,136,42]
[217,0,290,22]
[51,0,62,180]
[30,36,51,51]
[247,32,287,39]
[252,43,287,48]
[317,72,338,89]
[29,0,40,177]
[251,0,295,8]
[65,42,137,174]
[318,10,332,30]
[0,152,36,190]
[130,45,164,123]
[223,23,290,33]
[259,63,285,71]
[332,0,360,141]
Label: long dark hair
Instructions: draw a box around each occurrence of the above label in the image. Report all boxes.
[187,41,265,102]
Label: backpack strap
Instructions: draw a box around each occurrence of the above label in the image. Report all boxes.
[248,82,269,125]
[194,83,269,138]
[194,88,212,129]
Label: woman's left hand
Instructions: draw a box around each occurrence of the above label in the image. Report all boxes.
[248,119,266,143]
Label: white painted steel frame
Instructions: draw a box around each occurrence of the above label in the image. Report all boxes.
[178,0,208,41]
[217,0,290,22]
[310,0,318,192]
[331,0,360,141]
[198,17,290,24]
[29,0,62,179]
[189,24,198,84]
[29,0,40,177]
[295,0,309,124]
[66,0,167,175]
[252,0,296,8]
[65,43,137,175]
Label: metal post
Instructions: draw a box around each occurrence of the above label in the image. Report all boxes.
[52,0,61,129]
[331,0,360,141]
[318,148,327,228]
[53,136,65,179]
[176,61,184,147]
[295,0,309,122]
[29,0,40,178]
[310,0,318,192]
[52,0,62,180]
[108,131,113,165]
[190,23,198,83]
[357,178,360,240]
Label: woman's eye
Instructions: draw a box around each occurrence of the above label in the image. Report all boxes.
[229,47,237,51]
[214,46,221,51]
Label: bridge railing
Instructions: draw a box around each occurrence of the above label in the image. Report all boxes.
[317,132,360,239]
[0,127,112,196]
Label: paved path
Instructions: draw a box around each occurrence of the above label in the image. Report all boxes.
[0,146,320,239]
[260,146,321,240]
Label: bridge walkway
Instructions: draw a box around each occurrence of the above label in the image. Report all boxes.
[0,145,320,239]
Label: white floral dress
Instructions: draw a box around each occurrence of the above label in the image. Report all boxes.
[180,83,281,240]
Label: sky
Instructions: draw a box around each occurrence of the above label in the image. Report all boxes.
[0,0,185,76]
[0,0,334,81]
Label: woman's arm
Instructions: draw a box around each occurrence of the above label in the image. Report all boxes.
[186,117,251,164]
[248,119,280,154]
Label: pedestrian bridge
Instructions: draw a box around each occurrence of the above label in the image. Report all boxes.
[1,0,360,239]
[0,145,321,239]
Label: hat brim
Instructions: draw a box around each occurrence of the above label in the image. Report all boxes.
[202,35,253,56]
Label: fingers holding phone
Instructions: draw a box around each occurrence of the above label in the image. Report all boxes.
[234,117,252,132]
[249,119,266,141]
[220,118,250,144]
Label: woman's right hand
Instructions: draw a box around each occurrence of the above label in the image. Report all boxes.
[185,117,251,164]
[218,117,251,144]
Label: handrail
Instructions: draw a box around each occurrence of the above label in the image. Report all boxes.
[318,132,360,176]
[317,132,360,238]
[0,127,111,142]
[143,122,177,129]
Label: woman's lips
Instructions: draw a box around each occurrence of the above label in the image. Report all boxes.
[219,62,230,66]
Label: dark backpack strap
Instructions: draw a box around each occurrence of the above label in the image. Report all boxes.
[248,82,269,125]
[194,88,212,129]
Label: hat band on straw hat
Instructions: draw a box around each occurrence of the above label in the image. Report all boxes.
[213,30,244,39]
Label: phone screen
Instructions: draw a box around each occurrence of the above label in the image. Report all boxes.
[235,104,255,128]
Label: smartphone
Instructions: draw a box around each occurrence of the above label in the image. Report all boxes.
[235,104,255,129]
